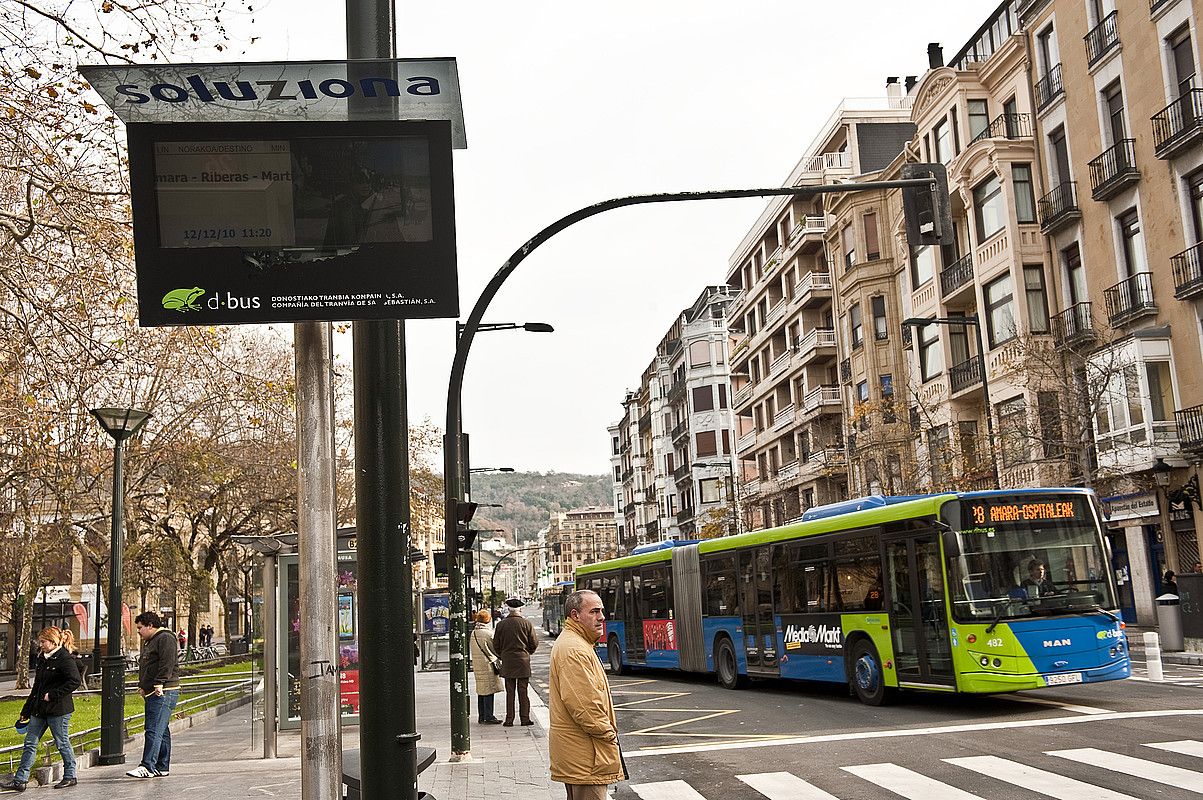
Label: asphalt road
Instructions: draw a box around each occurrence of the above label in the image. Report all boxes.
[527,618,1203,800]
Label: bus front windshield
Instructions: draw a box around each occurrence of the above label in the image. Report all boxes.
[944,496,1117,624]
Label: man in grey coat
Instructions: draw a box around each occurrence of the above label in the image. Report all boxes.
[491,598,538,726]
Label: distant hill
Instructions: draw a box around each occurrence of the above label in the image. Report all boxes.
[467,471,613,544]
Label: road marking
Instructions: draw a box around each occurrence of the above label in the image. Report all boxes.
[736,771,840,799]
[1005,694,1110,714]
[1146,739,1203,758]
[1047,747,1203,792]
[629,779,707,799]
[615,692,693,707]
[623,709,1203,758]
[946,754,1138,799]
[842,763,986,799]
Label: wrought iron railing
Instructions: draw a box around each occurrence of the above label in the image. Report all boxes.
[968,113,1031,145]
[1050,302,1094,345]
[1176,404,1203,450]
[1103,272,1156,325]
[1153,89,1203,157]
[1172,242,1203,299]
[1037,181,1079,231]
[1084,10,1119,66]
[1034,63,1064,109]
[840,358,852,383]
[949,356,983,394]
[940,252,973,296]
[1088,139,1138,199]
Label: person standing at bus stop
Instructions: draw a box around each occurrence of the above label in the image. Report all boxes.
[493,597,538,726]
[549,590,626,800]
[126,611,180,779]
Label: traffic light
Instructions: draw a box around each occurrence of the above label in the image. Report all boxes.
[552,543,562,555]
[446,500,480,555]
[456,529,478,552]
[901,163,953,249]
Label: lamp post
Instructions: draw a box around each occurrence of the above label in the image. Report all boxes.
[86,554,109,675]
[447,322,553,757]
[902,316,1001,489]
[693,461,742,535]
[1153,457,1178,576]
[90,406,150,766]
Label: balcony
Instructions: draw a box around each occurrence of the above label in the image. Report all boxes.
[671,421,689,443]
[623,502,635,516]
[673,463,691,482]
[770,348,792,376]
[1088,139,1139,200]
[968,113,1031,146]
[1173,242,1203,299]
[939,252,974,298]
[766,296,789,326]
[778,460,800,483]
[772,404,796,431]
[736,430,756,452]
[1084,10,1119,66]
[733,383,752,408]
[621,467,633,482]
[675,507,694,525]
[840,357,852,383]
[948,355,983,395]
[1153,89,1203,159]
[1034,63,1064,110]
[1051,302,1096,346]
[1037,181,1081,234]
[800,152,851,174]
[794,271,833,308]
[1177,404,1203,451]
[742,478,761,497]
[1103,272,1157,327]
[667,380,686,404]
[797,328,837,365]
[800,385,841,417]
[638,412,651,433]
[787,215,827,255]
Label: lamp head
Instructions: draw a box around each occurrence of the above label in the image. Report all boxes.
[90,407,150,442]
[1153,457,1173,488]
[522,322,555,333]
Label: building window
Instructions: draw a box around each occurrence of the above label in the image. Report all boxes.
[1104,80,1126,144]
[985,273,1017,347]
[692,386,714,412]
[721,429,731,455]
[934,118,952,164]
[863,212,880,260]
[1170,24,1196,98]
[689,340,711,367]
[842,224,856,270]
[928,425,951,487]
[1147,361,1175,423]
[857,380,869,403]
[849,303,863,349]
[959,420,980,471]
[973,173,1006,241]
[1118,209,1148,277]
[717,384,728,409]
[1012,163,1036,223]
[997,397,1029,467]
[880,374,895,422]
[1037,391,1063,459]
[1063,242,1086,305]
[1024,265,1050,334]
[918,323,943,381]
[871,295,888,341]
[695,430,718,457]
[968,99,989,139]
[911,245,935,289]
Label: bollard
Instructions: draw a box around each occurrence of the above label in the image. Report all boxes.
[1143,631,1164,682]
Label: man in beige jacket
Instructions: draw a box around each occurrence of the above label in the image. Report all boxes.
[548,590,625,799]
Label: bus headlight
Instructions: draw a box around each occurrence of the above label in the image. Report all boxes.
[980,656,989,667]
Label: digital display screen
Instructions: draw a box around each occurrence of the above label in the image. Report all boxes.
[153,137,433,248]
[964,497,1085,527]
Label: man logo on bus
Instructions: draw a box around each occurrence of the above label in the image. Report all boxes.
[1042,638,1071,647]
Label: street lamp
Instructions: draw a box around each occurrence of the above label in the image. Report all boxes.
[469,467,515,473]
[1153,457,1178,575]
[90,406,150,766]
[693,461,742,535]
[901,316,1001,489]
[446,321,553,756]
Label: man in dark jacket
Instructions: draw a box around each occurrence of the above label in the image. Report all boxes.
[492,598,539,726]
[126,612,180,779]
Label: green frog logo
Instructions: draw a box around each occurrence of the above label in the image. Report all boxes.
[161,287,206,312]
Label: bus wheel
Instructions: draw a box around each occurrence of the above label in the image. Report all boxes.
[850,640,888,706]
[608,638,625,676]
[716,638,746,690]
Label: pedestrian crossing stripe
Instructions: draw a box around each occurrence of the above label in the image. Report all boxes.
[628,738,1203,799]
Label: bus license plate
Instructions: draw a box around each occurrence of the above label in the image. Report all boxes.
[1045,672,1083,686]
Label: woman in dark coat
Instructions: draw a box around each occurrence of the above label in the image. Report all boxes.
[1,626,82,791]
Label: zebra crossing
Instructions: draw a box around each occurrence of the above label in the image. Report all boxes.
[627,738,1203,799]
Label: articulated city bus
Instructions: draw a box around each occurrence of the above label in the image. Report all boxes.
[541,581,574,636]
[576,488,1130,705]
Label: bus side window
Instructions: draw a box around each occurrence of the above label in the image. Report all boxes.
[772,546,802,614]
[803,564,827,612]
[702,555,738,616]
[835,555,884,612]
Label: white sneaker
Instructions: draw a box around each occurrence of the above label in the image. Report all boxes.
[125,766,156,779]
[154,770,169,777]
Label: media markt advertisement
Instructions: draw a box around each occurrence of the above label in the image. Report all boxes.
[780,614,845,657]
[422,593,451,635]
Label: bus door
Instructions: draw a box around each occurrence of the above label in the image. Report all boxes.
[739,547,778,671]
[623,570,645,662]
[884,532,954,687]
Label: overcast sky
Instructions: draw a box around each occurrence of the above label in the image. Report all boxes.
[245,1,999,475]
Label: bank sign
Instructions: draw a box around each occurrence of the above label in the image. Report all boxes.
[79,60,464,326]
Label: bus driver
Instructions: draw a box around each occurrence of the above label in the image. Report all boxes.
[1021,560,1058,598]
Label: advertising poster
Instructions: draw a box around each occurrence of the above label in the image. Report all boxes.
[338,593,355,639]
[643,619,677,651]
[780,614,845,657]
[423,593,451,635]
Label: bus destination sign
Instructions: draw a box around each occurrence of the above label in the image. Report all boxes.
[966,498,1083,527]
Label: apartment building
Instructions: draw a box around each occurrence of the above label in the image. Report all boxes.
[1019,0,1203,619]
[610,286,739,547]
[726,99,915,530]
[545,506,619,584]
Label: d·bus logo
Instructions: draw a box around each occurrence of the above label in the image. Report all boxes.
[161,287,261,312]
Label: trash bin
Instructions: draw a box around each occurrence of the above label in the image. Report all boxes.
[1156,593,1184,652]
[229,636,249,656]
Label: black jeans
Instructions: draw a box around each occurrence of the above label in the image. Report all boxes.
[477,693,496,722]
[504,677,531,723]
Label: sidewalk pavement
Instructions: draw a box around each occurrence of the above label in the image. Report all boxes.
[0,668,559,799]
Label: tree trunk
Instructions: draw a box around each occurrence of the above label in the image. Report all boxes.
[15,583,38,690]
